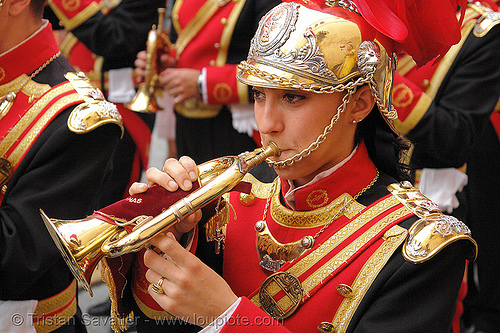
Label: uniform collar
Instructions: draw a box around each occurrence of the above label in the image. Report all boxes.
[0,21,59,85]
[280,141,377,211]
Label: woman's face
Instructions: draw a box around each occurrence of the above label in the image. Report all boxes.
[254,87,358,187]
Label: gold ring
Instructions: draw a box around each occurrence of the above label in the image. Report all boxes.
[151,277,165,294]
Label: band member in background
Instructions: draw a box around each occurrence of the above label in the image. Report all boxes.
[0,0,122,331]
[45,0,163,207]
[134,0,281,165]
[390,1,500,331]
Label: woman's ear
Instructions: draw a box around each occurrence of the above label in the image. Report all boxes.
[7,0,31,16]
[349,85,375,123]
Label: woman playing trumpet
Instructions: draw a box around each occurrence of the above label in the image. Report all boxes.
[132,1,477,331]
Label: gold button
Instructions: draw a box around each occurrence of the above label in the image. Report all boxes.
[317,322,335,333]
[259,272,303,319]
[214,43,220,49]
[239,192,255,206]
[422,79,430,89]
[336,284,353,298]
[221,17,227,25]
[210,60,215,66]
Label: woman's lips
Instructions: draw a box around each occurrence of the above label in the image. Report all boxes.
[271,148,290,160]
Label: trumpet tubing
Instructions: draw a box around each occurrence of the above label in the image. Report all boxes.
[102,143,279,256]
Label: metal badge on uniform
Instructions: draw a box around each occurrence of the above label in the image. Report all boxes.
[258,271,303,320]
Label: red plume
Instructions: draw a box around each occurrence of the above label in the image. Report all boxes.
[282,0,467,66]
[353,0,467,66]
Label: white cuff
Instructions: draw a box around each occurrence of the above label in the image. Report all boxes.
[199,68,208,104]
[107,68,136,103]
[418,168,468,213]
[229,104,257,137]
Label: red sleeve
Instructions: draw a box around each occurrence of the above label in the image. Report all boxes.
[48,0,103,30]
[205,65,249,105]
[392,71,432,134]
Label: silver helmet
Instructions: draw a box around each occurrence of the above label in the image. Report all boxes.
[237,1,399,132]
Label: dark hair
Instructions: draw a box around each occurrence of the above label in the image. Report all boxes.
[30,0,47,17]
[355,105,413,182]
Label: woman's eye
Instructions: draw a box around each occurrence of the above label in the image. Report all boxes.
[252,88,265,100]
[283,93,305,104]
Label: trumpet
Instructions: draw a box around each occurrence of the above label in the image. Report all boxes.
[126,7,171,113]
[41,142,279,295]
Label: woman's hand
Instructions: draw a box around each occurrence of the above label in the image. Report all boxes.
[129,156,202,238]
[145,232,238,326]
[150,156,199,191]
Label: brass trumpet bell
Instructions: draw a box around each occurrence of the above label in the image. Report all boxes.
[125,81,160,113]
[40,211,123,296]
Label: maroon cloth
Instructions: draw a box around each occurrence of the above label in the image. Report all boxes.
[94,183,202,232]
[97,180,252,316]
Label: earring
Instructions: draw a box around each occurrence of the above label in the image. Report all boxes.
[352,119,357,124]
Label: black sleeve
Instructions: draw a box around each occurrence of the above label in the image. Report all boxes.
[350,242,468,333]
[70,0,165,69]
[0,110,121,300]
[407,25,500,168]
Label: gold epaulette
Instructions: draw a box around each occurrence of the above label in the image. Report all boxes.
[65,72,124,135]
[469,2,500,37]
[388,181,478,264]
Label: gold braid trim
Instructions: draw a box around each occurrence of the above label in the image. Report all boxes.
[33,280,78,333]
[331,225,407,332]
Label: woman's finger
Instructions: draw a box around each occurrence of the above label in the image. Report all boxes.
[161,157,196,191]
[147,233,193,272]
[128,182,148,195]
[145,166,178,191]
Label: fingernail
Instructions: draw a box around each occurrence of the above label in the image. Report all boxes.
[168,180,178,190]
[183,180,192,189]
[189,171,196,180]
[167,232,176,240]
